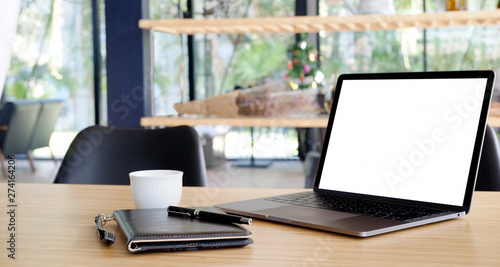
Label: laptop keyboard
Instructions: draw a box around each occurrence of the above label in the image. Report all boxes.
[266,192,450,222]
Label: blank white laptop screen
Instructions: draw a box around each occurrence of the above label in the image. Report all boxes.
[319,78,487,206]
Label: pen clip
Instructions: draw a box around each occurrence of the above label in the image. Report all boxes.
[167,210,192,218]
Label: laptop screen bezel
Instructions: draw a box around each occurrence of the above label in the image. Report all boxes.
[313,70,495,213]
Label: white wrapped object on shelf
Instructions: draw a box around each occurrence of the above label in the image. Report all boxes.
[238,88,323,117]
[173,80,322,117]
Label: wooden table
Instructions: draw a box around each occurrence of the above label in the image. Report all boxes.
[1,184,499,266]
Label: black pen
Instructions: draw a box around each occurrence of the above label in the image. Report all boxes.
[167,206,252,225]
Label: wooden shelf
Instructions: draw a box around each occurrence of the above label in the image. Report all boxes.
[139,11,500,129]
[141,116,330,128]
[488,102,500,127]
[141,112,500,128]
[139,10,500,35]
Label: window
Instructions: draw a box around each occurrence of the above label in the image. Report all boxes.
[150,0,189,115]
[191,1,298,159]
[318,0,500,79]
[5,0,101,157]
[151,0,300,159]
[149,0,500,160]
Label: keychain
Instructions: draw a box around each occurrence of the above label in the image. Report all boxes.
[95,213,116,246]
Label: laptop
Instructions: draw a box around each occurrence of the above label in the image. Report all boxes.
[215,70,496,237]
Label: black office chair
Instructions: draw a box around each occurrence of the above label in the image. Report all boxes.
[475,125,500,191]
[54,125,207,186]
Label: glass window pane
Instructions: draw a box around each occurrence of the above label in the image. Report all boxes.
[150,0,189,115]
[192,0,297,159]
[150,0,300,159]
[425,25,500,71]
[319,0,424,84]
[151,0,500,160]
[193,0,295,98]
[5,0,96,158]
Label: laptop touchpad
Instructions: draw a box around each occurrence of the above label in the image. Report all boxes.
[255,205,357,223]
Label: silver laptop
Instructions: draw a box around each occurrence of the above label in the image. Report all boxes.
[216,71,496,237]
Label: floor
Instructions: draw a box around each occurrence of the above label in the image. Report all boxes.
[206,160,306,188]
[2,158,59,184]
[1,158,307,188]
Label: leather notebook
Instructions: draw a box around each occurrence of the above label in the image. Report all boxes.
[111,208,253,253]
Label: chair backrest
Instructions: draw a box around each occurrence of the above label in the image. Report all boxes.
[54,125,207,186]
[0,100,41,155]
[29,99,63,150]
[475,125,500,191]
